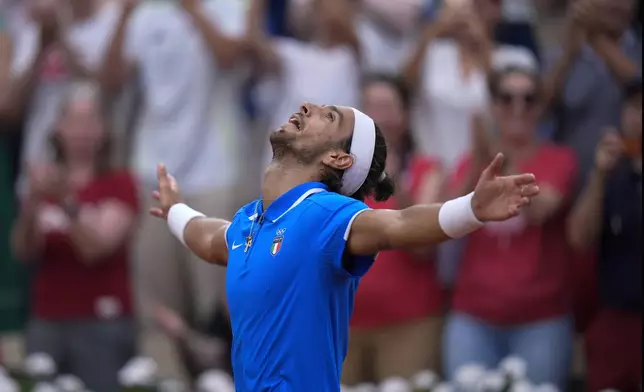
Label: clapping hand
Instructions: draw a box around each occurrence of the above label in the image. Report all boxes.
[471,153,540,222]
[150,164,182,220]
[594,130,623,175]
[28,164,66,200]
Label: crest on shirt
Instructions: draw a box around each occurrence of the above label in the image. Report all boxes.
[270,229,286,256]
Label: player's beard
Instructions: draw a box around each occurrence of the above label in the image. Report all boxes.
[269,131,333,166]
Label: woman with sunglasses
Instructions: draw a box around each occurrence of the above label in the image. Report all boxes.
[442,67,578,387]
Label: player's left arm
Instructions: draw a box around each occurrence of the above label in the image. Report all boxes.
[347,153,540,256]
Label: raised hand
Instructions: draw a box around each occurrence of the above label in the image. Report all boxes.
[28,163,65,200]
[471,153,540,222]
[594,130,624,174]
[150,163,182,220]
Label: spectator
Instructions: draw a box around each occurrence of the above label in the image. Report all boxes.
[356,0,425,73]
[342,75,445,384]
[1,9,28,357]
[10,85,138,392]
[541,0,641,183]
[155,305,233,380]
[567,80,642,392]
[5,0,120,196]
[402,0,537,172]
[443,67,577,388]
[248,0,361,167]
[100,0,250,378]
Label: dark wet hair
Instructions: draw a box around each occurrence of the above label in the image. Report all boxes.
[488,66,542,98]
[319,123,395,202]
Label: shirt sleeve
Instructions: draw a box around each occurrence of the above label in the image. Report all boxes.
[10,24,36,77]
[319,199,375,279]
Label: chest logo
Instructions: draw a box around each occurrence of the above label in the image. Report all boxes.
[271,229,286,256]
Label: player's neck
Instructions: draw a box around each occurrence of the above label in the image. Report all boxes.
[262,161,319,208]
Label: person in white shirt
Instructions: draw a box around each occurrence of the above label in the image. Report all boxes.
[402,0,536,173]
[99,0,250,379]
[355,0,425,74]
[248,0,362,169]
[4,0,120,195]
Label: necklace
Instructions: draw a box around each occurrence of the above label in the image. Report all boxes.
[245,200,263,253]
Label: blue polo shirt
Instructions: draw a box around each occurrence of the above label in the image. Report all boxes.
[225,182,375,392]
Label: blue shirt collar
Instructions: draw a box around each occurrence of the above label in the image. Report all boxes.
[259,182,328,222]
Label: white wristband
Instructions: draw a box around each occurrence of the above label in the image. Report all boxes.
[168,203,205,247]
[438,192,484,238]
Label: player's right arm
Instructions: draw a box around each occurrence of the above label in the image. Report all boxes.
[150,164,229,266]
[182,217,230,266]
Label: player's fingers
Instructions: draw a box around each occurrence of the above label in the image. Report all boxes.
[512,173,536,186]
[157,163,169,186]
[149,207,164,218]
[520,184,540,197]
[482,153,504,180]
[167,174,178,190]
[151,190,160,200]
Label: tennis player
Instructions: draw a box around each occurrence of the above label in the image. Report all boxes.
[150,102,539,391]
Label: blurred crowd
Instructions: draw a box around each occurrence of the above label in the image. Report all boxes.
[0,0,641,391]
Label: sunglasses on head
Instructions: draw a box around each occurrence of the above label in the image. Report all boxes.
[495,91,538,107]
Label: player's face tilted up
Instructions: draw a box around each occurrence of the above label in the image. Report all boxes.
[270,102,357,167]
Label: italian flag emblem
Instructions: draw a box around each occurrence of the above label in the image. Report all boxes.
[270,236,283,256]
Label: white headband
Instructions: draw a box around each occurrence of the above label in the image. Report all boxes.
[340,108,377,196]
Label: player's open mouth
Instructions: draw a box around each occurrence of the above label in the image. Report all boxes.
[288,114,302,131]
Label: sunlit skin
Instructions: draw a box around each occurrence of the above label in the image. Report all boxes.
[150,101,540,266]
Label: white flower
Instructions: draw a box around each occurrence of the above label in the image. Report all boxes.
[498,357,527,380]
[455,363,487,391]
[32,382,59,392]
[478,371,506,392]
[196,370,234,392]
[434,382,456,392]
[510,380,534,392]
[24,353,57,378]
[411,370,439,390]
[352,381,376,392]
[55,374,85,391]
[533,383,559,392]
[158,378,189,392]
[0,377,18,392]
[117,357,158,387]
[378,378,410,392]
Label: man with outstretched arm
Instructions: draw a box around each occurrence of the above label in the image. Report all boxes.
[150,102,539,392]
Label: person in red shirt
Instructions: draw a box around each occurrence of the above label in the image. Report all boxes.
[342,75,445,384]
[11,84,139,392]
[443,67,578,387]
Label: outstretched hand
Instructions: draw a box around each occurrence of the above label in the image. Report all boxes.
[149,163,182,220]
[471,153,540,222]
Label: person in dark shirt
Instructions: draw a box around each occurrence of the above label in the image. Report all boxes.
[567,79,642,392]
